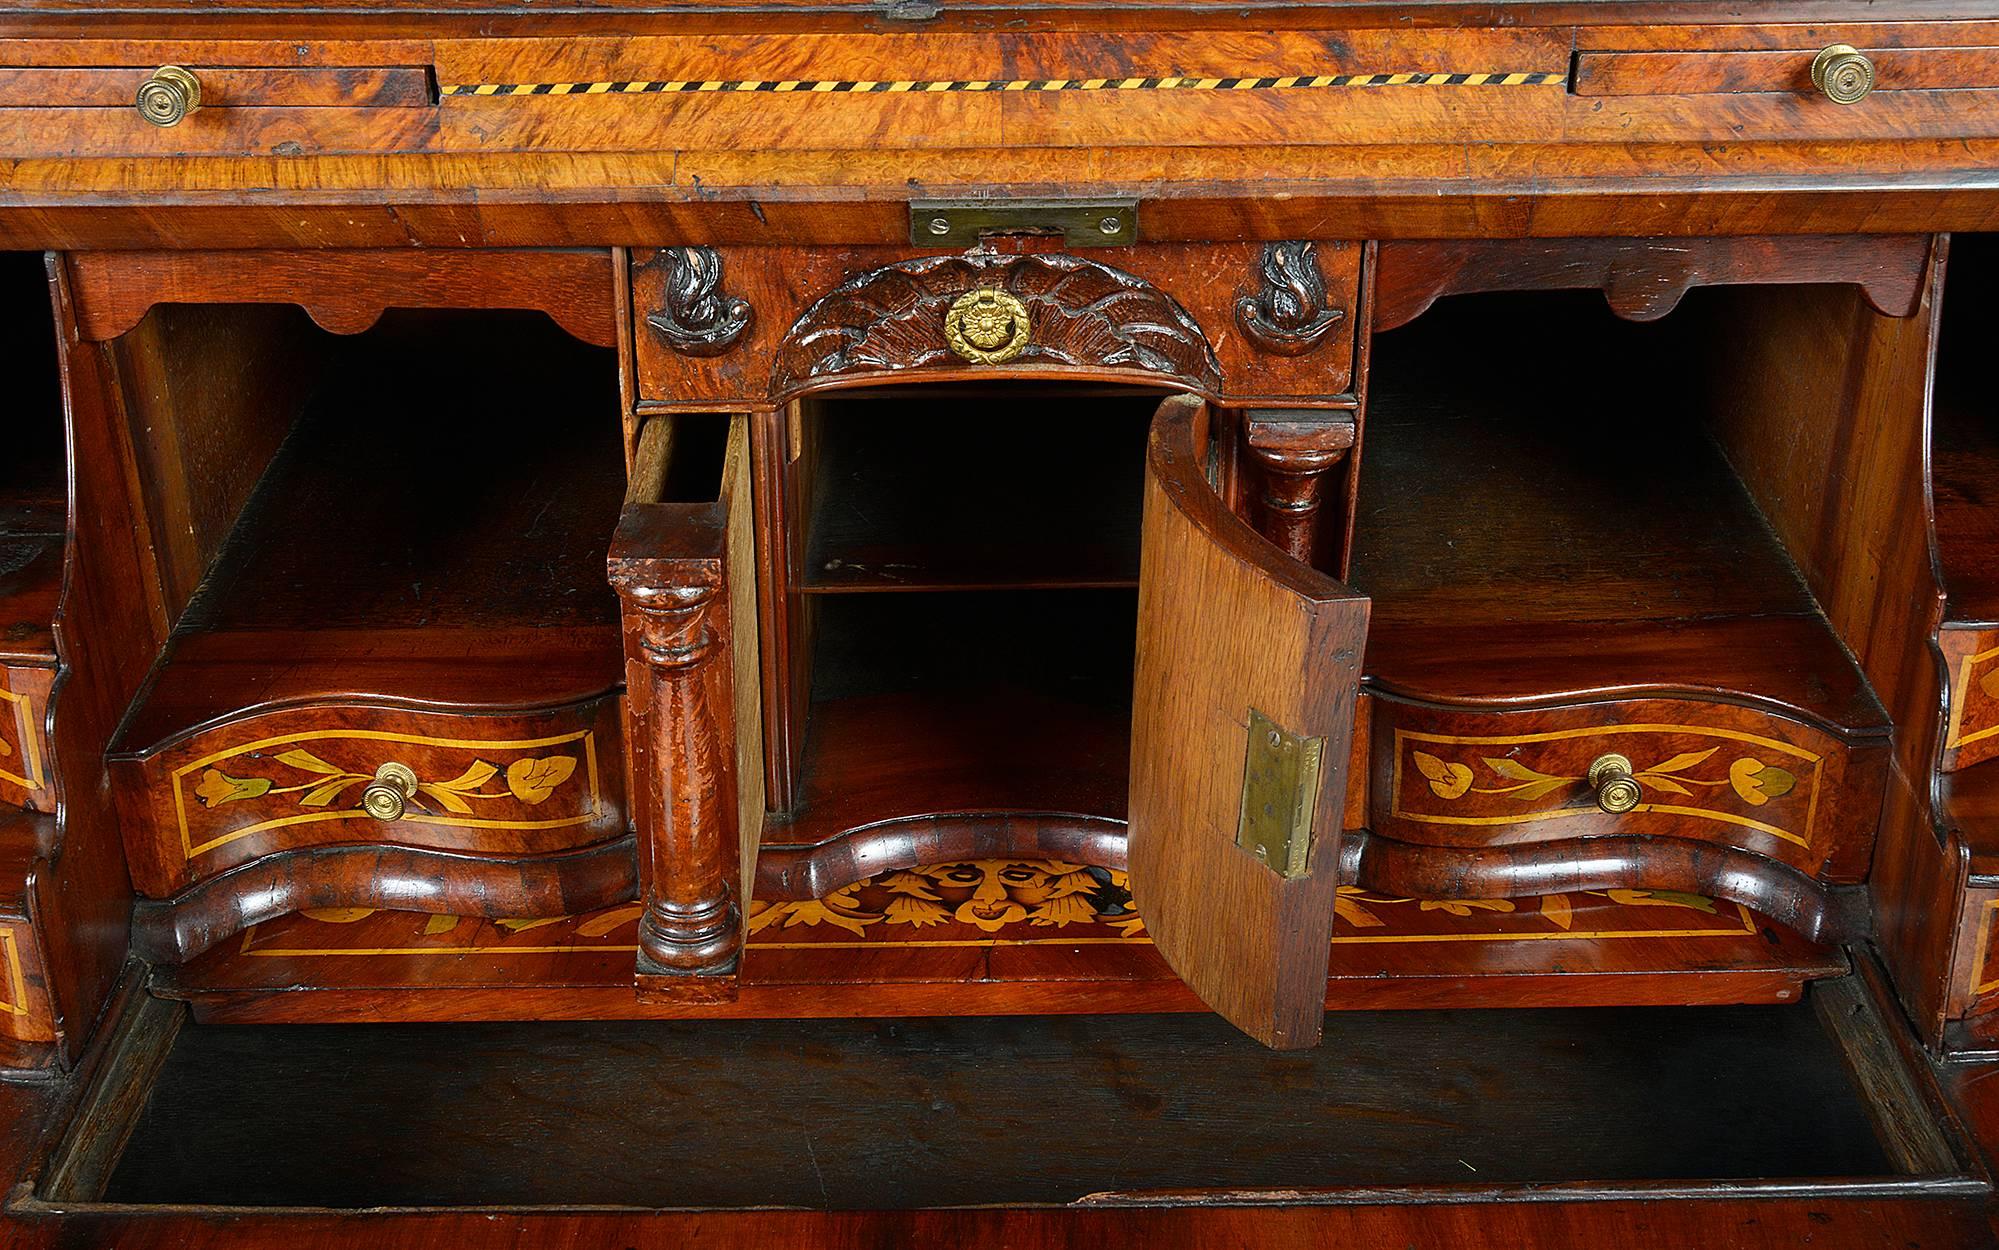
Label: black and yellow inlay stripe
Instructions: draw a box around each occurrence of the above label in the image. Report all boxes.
[442,71,1566,97]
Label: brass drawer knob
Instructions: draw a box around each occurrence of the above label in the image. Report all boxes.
[136,65,202,127]
[1586,753,1643,815]
[1811,44,1875,105]
[944,288,1032,365]
[361,762,419,822]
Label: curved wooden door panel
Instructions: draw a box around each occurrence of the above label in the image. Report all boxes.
[1127,393,1368,1050]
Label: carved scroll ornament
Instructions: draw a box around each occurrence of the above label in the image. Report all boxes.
[646,247,754,357]
[1236,241,1347,356]
[772,252,1221,396]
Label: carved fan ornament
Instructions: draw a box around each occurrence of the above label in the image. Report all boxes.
[772,252,1221,396]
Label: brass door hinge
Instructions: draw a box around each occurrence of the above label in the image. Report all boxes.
[910,199,1138,248]
[1236,708,1325,879]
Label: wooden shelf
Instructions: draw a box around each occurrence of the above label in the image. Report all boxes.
[116,311,628,749]
[769,589,1137,848]
[798,391,1149,593]
[180,313,624,636]
[1353,291,1887,734]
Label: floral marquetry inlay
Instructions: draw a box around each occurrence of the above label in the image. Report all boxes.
[0,675,52,811]
[169,728,607,861]
[1390,724,1825,850]
[1943,630,1999,770]
[196,750,580,814]
[1409,747,1798,808]
[231,859,1759,963]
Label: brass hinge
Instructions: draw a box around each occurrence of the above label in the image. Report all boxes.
[910,199,1138,249]
[1235,708,1325,880]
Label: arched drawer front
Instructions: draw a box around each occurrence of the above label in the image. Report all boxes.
[1369,696,1887,883]
[111,696,627,897]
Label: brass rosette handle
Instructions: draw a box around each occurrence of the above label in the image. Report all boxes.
[136,65,203,127]
[1811,44,1875,105]
[361,762,420,822]
[944,288,1032,365]
[1586,753,1643,815]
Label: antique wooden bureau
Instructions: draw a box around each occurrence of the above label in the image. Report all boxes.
[8,0,1999,1245]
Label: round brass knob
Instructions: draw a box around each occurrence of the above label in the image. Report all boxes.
[136,65,202,127]
[1811,44,1875,105]
[1586,753,1643,815]
[361,762,419,822]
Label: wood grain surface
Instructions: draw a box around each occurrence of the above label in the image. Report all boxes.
[1128,395,1367,1047]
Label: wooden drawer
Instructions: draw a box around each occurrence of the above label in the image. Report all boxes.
[0,810,55,1067]
[111,698,626,897]
[0,42,437,157]
[1942,625,1999,772]
[631,242,1363,408]
[1575,43,1999,98]
[0,65,432,110]
[1370,697,1886,883]
[0,664,53,815]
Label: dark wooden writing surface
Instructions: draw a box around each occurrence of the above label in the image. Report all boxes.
[3,0,1999,1240]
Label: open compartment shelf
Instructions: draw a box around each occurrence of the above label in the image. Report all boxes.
[0,251,65,666]
[111,307,627,749]
[1352,289,1885,734]
[773,382,1157,842]
[796,386,1153,594]
[1935,233,1999,624]
[766,588,1135,847]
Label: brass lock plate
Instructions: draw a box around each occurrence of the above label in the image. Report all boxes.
[1236,708,1326,879]
[910,199,1137,248]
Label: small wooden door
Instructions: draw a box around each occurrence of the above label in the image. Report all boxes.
[1128,394,1369,1049]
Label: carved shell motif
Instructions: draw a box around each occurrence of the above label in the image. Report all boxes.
[772,252,1221,396]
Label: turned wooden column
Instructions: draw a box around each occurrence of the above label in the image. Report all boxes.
[609,521,743,1002]
[1243,410,1358,568]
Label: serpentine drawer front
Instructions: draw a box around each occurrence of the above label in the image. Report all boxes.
[1370,697,1888,884]
[108,698,627,899]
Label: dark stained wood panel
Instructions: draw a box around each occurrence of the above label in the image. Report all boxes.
[1936,232,1999,625]
[100,1001,1894,1209]
[178,310,623,635]
[0,249,65,668]
[800,390,1151,594]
